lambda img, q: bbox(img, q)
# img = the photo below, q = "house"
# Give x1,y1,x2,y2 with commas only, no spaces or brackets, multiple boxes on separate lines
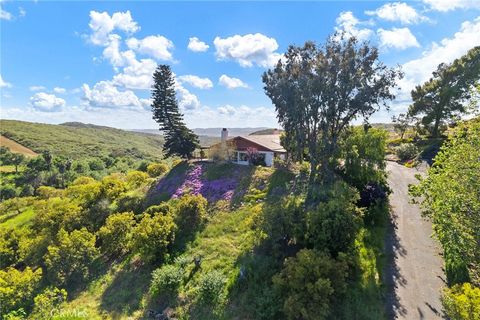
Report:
210,128,286,167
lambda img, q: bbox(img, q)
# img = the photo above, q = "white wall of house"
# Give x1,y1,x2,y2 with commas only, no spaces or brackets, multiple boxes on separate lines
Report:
232,150,275,166
264,152,274,167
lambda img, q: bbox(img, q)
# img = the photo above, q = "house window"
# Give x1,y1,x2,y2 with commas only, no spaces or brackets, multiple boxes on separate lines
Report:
239,152,248,162
231,151,239,161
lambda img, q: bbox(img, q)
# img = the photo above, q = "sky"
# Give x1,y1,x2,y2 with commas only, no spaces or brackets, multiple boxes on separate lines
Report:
1,0,479,129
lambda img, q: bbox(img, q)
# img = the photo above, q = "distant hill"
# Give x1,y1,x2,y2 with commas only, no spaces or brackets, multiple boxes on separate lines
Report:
249,128,283,135
0,120,164,161
133,127,270,137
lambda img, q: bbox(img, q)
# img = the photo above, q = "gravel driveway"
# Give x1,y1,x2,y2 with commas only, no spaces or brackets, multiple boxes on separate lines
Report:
385,161,445,319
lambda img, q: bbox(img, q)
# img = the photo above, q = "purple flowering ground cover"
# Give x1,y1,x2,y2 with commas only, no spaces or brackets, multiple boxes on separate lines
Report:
154,162,244,203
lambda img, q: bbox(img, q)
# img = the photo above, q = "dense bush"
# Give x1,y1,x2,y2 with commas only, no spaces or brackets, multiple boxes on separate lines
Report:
147,162,169,177
305,181,362,255
0,267,43,315
341,127,387,189
125,170,150,188
442,283,480,320
97,212,135,257
150,264,184,296
358,182,388,208
260,196,305,252
197,270,226,305
273,249,348,320
173,194,208,236
30,287,67,319
395,143,418,161
132,212,177,262
410,118,480,285
44,228,98,285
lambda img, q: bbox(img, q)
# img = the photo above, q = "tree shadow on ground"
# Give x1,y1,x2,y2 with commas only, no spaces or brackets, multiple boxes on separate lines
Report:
384,206,408,319
100,258,154,317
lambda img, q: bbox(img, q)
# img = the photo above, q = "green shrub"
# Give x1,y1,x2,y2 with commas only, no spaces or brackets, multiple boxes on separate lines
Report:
88,158,105,171
125,170,149,188
115,192,144,214
0,267,43,316
273,249,348,320
31,287,67,319
305,181,362,255
442,283,480,320
395,143,418,161
97,212,135,257
198,270,226,305
131,212,177,262
341,126,387,189
44,228,98,285
174,194,208,235
150,264,184,296
147,162,169,177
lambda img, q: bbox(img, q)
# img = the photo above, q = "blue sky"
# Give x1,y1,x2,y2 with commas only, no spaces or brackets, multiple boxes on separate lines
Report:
1,1,479,129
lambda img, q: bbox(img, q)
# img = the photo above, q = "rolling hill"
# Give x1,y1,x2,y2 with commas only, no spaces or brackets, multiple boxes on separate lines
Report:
0,120,165,161
0,135,38,157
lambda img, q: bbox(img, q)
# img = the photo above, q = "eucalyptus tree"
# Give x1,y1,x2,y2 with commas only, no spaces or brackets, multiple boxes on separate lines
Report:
263,34,401,203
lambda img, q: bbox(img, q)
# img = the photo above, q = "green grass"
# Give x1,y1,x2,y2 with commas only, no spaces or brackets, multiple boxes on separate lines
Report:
0,207,35,228
337,201,389,319
0,120,165,161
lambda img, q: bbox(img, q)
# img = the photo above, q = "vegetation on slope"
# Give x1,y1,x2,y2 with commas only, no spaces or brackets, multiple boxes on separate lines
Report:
0,136,38,157
0,120,164,161
411,117,480,319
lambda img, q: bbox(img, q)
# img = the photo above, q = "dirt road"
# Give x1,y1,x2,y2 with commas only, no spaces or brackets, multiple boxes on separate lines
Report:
385,161,445,319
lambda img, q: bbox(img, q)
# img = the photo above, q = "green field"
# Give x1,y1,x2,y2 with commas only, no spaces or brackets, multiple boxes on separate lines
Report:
0,120,165,161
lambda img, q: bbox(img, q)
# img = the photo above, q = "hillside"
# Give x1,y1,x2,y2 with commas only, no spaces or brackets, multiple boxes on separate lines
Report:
249,128,283,135
0,120,164,161
0,135,38,157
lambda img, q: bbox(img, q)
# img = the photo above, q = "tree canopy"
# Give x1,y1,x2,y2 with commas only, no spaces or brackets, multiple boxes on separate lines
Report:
408,46,480,137
262,34,401,202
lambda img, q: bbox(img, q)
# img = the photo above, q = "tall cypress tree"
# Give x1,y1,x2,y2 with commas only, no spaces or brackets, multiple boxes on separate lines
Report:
151,65,199,158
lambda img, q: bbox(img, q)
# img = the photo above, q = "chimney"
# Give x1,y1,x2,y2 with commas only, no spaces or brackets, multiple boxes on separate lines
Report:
221,128,228,143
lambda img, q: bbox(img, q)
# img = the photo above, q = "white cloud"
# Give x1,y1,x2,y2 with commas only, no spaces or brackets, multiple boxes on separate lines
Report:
29,85,46,91
113,57,157,90
214,33,282,68
0,75,12,88
423,0,480,12
188,37,209,52
218,74,248,89
335,11,373,42
88,10,139,46
19,7,25,17
366,2,429,24
0,5,12,20
176,84,200,111
126,35,174,61
184,104,277,128
82,80,148,110
102,34,129,67
378,27,420,49
30,92,66,112
178,75,213,89
53,87,66,94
